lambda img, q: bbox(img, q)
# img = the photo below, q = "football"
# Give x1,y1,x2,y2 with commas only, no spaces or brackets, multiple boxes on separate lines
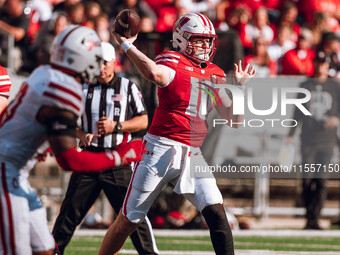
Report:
114,9,141,38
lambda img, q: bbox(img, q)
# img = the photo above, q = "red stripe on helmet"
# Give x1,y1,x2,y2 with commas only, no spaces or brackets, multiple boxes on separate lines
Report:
60,26,81,46
195,13,207,26
206,16,214,31
179,17,190,27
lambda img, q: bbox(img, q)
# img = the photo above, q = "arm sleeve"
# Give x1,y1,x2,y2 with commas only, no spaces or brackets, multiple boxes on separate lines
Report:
55,147,121,172
44,111,122,172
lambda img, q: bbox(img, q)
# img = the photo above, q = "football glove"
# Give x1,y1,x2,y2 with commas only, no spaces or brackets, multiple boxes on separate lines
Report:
114,132,146,165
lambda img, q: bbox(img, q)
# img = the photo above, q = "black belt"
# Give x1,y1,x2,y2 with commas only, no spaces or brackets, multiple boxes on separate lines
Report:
84,146,116,153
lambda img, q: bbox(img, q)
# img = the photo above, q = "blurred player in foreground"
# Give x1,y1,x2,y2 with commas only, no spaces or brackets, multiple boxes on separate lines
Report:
98,13,255,255
52,42,159,255
0,25,145,255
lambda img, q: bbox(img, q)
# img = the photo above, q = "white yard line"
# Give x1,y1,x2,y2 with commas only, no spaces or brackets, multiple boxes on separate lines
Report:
68,247,340,255
235,251,340,255
117,249,340,255
71,237,340,250
232,229,340,238
74,228,340,238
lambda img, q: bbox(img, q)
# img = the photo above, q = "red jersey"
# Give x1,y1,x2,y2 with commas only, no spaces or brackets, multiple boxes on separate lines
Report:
298,0,339,24
0,65,12,98
270,23,301,44
280,48,315,76
149,51,226,147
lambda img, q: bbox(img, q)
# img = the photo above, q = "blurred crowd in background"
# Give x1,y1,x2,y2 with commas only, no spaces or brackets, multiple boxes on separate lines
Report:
0,0,339,78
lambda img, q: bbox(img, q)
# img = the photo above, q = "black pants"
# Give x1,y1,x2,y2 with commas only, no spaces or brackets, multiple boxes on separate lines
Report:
301,142,333,223
52,166,158,255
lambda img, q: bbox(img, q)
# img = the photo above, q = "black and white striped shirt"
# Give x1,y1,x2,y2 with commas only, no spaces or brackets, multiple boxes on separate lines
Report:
82,75,147,148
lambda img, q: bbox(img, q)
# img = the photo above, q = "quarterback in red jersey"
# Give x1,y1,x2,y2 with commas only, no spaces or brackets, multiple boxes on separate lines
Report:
98,13,255,255
150,50,227,147
0,65,12,113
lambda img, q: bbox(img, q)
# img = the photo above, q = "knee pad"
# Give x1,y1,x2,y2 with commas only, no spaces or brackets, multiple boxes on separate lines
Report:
202,204,234,255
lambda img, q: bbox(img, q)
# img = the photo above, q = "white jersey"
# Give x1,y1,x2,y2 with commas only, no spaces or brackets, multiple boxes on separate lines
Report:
0,65,83,172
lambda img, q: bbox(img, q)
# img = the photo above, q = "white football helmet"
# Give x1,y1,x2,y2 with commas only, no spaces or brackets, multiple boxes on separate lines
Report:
50,25,103,84
172,13,217,63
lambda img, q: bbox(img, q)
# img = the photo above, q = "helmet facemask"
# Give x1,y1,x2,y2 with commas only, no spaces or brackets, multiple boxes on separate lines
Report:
185,34,217,63
79,54,104,84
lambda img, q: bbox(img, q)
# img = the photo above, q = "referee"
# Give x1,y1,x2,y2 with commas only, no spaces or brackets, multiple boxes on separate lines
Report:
52,42,159,255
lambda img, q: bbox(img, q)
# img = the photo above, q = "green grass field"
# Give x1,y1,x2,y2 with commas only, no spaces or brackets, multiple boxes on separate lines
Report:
64,235,340,254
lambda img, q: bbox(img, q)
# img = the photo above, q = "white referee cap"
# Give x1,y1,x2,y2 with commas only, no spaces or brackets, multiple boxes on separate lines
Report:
101,42,116,61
